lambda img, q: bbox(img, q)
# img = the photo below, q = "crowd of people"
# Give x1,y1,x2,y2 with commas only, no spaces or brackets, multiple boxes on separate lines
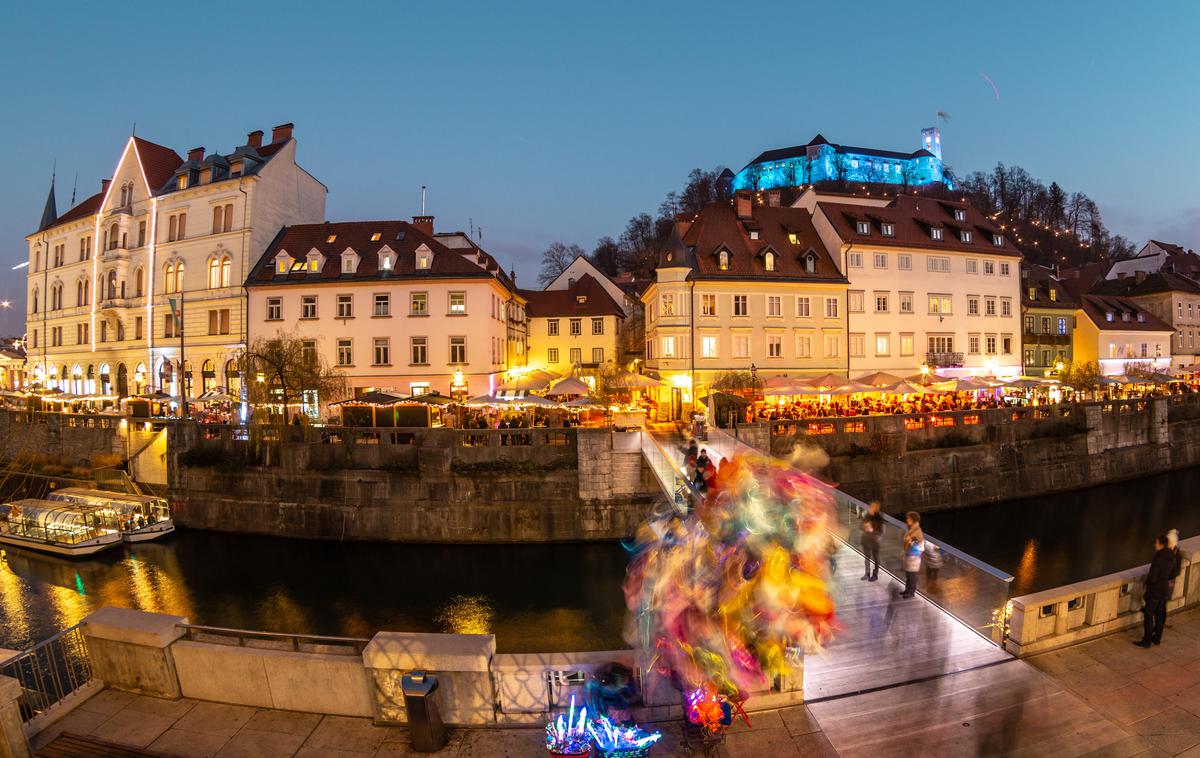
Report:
752,393,1010,422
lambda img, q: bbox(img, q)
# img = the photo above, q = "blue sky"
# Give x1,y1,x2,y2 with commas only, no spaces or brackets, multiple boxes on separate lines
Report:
2,0,1198,334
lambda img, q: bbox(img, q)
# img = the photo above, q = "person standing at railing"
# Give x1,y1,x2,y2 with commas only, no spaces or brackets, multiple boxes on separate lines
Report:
860,501,884,582
901,512,924,599
1135,534,1175,648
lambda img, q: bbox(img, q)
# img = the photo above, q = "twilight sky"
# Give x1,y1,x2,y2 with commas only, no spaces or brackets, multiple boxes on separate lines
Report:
1,1,1197,335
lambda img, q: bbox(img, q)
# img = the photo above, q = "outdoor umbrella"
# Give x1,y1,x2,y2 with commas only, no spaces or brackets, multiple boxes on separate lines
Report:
546,377,591,397
330,391,404,407
804,373,850,390
764,384,810,396
496,373,555,392
699,391,751,408
464,394,508,406
852,371,905,387
510,395,560,408
564,396,605,407
933,376,995,392
1097,375,1134,386
881,380,938,395
827,381,875,396
608,373,665,388
1003,378,1049,390
407,392,456,405
763,376,800,389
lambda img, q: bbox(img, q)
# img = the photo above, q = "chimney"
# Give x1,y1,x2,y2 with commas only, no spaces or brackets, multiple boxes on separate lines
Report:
271,123,294,143
411,215,434,236
510,269,516,285
1117,271,1127,279
735,190,754,219
187,146,205,162
1135,270,1147,283
766,189,781,207
247,130,264,149
101,179,111,197
675,213,694,238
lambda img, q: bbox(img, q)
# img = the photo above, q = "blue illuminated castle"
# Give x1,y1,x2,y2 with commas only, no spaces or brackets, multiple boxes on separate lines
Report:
732,127,951,191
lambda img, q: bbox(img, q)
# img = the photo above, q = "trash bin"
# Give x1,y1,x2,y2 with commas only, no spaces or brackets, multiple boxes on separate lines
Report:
401,670,447,752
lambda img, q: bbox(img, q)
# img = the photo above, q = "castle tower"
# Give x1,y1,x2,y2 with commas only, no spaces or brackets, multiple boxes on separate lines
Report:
921,127,942,160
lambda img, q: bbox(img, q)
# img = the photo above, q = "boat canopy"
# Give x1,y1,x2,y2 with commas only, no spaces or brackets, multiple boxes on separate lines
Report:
47,488,169,516
1,499,121,545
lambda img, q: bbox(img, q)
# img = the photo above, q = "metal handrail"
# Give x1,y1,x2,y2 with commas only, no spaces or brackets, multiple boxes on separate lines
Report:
639,430,704,506
0,622,92,723
177,623,370,654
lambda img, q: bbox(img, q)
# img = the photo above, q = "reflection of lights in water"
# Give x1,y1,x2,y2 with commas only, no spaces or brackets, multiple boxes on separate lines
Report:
437,595,494,635
46,582,92,631
74,572,85,596
258,591,311,633
1016,538,1038,589
0,559,32,643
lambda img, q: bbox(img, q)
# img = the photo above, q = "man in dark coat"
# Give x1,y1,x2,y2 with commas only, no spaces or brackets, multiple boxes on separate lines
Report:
1135,534,1176,648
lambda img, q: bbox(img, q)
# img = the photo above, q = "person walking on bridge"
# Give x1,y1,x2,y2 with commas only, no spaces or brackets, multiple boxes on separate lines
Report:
900,512,924,599
1135,534,1176,648
860,501,884,582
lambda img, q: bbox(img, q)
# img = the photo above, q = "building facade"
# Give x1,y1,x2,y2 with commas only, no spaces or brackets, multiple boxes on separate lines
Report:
1021,263,1076,376
523,274,624,376
246,218,527,402
1106,240,1200,281
733,128,950,192
802,191,1024,377
1090,271,1200,369
26,124,325,398
642,191,848,417
1073,295,1173,375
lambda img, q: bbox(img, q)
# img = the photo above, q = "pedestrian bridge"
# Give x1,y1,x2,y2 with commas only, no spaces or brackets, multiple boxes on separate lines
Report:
638,427,1015,700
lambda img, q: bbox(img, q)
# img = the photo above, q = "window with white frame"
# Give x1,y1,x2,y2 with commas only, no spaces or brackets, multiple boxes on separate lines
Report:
985,297,996,316
848,291,865,313
767,296,782,317
825,297,839,318
849,334,865,357
927,256,950,273
1002,335,1013,354
548,319,559,336
767,335,782,358
968,335,980,354
336,339,353,366
375,293,391,317
266,298,281,321
661,336,676,357
336,294,353,318
873,253,887,268
898,253,912,270
875,333,890,356
592,318,604,335
410,337,428,365
449,292,466,314
1001,298,1012,317
548,347,559,363
592,347,604,363
848,251,863,268
701,335,718,358
701,294,717,316
301,296,317,319
796,335,812,358
373,338,390,365
410,292,427,315
824,335,839,357
900,333,914,356
570,318,582,336
733,295,748,317
929,294,952,315
732,334,749,358
874,292,889,313
966,259,978,274
570,347,582,364
899,292,913,314
1000,262,1011,276
796,297,811,317
449,336,466,364
983,260,995,275
968,297,979,316
986,335,997,354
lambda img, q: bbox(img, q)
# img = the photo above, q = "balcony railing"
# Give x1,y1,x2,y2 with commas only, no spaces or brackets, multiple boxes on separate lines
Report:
925,351,964,367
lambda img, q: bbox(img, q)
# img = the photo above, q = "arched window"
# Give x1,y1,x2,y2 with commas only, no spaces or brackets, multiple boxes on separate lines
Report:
201,359,216,392
225,359,240,393
208,258,221,288
212,206,223,235
764,252,776,272
108,223,119,251
77,280,84,306
107,270,118,300
804,252,816,273
718,251,729,271
83,278,89,305
31,287,38,314
165,262,184,293
164,263,175,293
223,204,233,232
175,261,185,292
135,267,144,297
221,256,232,287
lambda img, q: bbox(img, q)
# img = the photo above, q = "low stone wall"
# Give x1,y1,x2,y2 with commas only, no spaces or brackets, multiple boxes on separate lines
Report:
1007,535,1200,656
62,608,799,732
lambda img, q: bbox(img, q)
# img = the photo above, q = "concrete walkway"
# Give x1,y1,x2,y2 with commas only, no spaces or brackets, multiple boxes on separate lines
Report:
32,603,1200,757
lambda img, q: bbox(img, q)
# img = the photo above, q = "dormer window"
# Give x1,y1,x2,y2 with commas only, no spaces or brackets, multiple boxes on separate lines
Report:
1049,290,1057,302
803,252,816,273
993,234,1004,247
1105,311,1114,322
177,175,188,191
881,223,895,237
749,230,759,240
378,245,397,271
576,295,587,304
1137,312,1146,323
230,160,243,177
274,252,293,275
960,230,973,243
764,251,776,272
1122,312,1131,322
718,250,730,271
856,221,870,235
788,233,798,244
931,227,944,241
305,250,324,273
415,244,433,270
954,209,966,222
341,249,359,274
1028,287,1036,300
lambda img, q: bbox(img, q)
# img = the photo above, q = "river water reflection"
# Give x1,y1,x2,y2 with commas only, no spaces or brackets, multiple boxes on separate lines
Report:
3,466,1199,652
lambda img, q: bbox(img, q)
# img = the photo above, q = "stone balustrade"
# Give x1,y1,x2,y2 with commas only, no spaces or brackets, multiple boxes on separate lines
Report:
1007,535,1200,656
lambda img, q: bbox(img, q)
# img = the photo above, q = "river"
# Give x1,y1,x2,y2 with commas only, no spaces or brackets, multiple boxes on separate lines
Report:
3,467,1198,653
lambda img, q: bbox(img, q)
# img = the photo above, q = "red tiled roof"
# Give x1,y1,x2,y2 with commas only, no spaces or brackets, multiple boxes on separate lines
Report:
818,195,1024,257
36,191,103,234
1021,263,1077,309
1078,295,1173,332
521,274,625,318
675,200,845,282
132,137,183,192
248,220,512,287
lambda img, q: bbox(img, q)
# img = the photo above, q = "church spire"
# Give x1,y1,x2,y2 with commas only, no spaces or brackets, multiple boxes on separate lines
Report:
39,169,58,231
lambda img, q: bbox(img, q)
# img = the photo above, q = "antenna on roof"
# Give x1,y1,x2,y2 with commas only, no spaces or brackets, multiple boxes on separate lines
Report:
70,172,77,206
131,122,137,136
420,185,427,215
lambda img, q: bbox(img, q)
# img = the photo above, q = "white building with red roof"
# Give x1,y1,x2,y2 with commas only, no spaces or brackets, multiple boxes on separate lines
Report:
26,123,326,399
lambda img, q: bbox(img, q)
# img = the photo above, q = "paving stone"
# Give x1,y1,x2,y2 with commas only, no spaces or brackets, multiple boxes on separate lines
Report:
216,727,309,758
721,726,801,757
77,688,138,716
87,707,175,749
173,701,257,740
1056,660,1136,698
147,726,232,758
1132,659,1200,698
456,728,545,757
29,707,111,750
789,730,839,757
302,715,392,754
1076,734,1164,758
778,704,821,737
1129,706,1200,754
1085,682,1170,725
123,694,199,720
245,708,323,737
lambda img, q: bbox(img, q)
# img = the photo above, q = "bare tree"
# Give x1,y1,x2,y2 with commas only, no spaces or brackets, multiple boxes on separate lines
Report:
537,242,585,287
589,236,621,277
238,332,348,425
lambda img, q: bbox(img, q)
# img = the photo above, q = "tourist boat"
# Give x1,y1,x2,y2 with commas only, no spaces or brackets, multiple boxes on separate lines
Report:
0,500,123,557
45,488,174,543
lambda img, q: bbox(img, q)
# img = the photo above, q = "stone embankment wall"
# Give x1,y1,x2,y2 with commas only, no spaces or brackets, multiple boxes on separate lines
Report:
764,395,1197,512
168,425,658,543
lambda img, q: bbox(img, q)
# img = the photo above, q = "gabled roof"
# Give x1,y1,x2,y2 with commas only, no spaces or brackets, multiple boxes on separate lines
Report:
1021,263,1077,309
1090,271,1200,297
817,195,1023,257
1149,240,1190,256
37,191,103,234
247,220,514,289
38,179,57,231
1078,295,1173,332
521,274,624,318
131,137,184,192
672,199,845,282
